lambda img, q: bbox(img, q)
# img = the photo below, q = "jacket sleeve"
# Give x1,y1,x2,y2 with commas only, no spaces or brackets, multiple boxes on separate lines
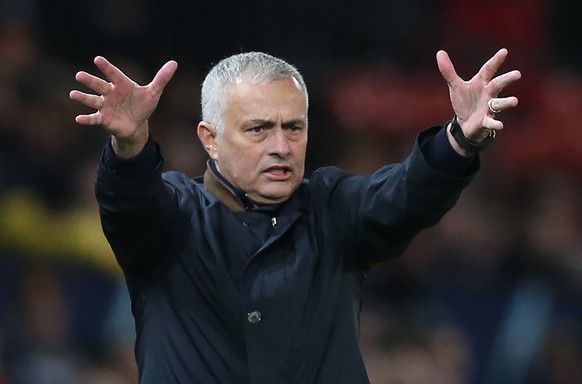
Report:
94,140,190,277
315,125,478,264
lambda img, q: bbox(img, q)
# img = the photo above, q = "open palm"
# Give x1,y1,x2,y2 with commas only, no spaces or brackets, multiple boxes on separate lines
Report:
70,56,178,154
437,48,521,141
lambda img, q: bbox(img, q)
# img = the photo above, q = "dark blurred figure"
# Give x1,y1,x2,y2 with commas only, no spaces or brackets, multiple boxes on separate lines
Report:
5,267,82,384
549,0,582,72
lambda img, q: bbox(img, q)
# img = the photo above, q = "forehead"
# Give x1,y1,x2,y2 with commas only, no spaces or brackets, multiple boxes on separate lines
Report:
224,79,307,120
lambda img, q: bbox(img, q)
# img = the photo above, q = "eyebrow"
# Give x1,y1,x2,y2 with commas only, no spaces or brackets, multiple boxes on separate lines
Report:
247,118,305,127
282,119,306,128
248,119,275,128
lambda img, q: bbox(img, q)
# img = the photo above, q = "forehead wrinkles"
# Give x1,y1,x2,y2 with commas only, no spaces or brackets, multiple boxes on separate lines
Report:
224,80,306,126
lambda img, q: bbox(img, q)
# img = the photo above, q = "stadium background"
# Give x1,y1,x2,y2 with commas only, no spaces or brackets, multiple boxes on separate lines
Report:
1,1,582,383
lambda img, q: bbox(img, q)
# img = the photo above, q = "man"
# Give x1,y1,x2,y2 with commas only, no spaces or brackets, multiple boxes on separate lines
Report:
70,49,520,383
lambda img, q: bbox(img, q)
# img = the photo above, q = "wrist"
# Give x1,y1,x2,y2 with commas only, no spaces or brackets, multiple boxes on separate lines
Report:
446,123,473,157
447,115,495,155
111,126,150,159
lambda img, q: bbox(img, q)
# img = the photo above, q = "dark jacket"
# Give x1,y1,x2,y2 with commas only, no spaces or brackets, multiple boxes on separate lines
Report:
95,126,477,384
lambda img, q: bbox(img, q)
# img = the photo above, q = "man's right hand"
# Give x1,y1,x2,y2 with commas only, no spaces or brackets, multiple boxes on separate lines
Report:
70,56,178,158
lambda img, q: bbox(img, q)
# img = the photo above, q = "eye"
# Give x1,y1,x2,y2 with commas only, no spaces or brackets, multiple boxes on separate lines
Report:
247,126,265,134
285,125,303,133
245,125,269,139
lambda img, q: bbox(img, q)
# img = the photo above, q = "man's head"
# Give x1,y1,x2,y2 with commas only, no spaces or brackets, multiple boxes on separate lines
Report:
197,52,309,206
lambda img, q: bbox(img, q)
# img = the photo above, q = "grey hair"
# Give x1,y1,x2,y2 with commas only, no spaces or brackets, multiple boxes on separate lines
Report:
200,52,308,134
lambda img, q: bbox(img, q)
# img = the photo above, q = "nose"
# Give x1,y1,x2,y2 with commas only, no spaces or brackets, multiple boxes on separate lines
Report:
269,128,291,158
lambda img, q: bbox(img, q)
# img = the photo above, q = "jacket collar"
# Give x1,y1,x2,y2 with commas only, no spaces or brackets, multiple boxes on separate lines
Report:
203,160,249,212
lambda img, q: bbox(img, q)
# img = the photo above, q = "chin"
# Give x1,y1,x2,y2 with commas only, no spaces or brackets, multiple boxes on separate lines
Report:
255,187,296,204
261,193,293,204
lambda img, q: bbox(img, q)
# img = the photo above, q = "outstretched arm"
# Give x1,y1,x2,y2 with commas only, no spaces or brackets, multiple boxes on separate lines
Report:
69,56,178,158
437,48,521,156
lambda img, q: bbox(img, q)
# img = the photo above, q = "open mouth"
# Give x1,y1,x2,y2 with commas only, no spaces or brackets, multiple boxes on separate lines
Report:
264,165,292,179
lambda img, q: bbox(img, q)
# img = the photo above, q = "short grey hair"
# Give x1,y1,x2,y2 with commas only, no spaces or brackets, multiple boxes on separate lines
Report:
200,52,308,134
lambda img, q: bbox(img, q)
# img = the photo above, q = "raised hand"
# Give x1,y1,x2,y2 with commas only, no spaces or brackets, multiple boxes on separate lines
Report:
437,48,521,144
70,56,178,158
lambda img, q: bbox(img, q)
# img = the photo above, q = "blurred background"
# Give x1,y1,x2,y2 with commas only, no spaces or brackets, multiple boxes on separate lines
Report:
1,0,582,383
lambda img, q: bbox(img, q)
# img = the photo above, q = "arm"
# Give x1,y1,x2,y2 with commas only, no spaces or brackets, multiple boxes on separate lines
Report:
331,49,521,263
70,57,181,275
326,126,476,264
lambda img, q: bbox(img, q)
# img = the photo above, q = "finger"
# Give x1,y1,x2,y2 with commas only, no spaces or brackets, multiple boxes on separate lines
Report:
436,50,461,87
75,111,103,126
69,90,105,109
94,56,132,85
148,60,179,97
478,48,508,82
489,96,519,114
69,89,86,102
482,115,504,131
489,70,522,94
75,71,112,95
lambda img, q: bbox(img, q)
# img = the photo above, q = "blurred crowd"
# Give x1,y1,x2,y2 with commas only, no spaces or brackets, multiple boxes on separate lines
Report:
1,1,582,383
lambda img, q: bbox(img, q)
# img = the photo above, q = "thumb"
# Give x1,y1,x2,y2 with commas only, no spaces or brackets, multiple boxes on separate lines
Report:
149,60,179,96
436,50,459,87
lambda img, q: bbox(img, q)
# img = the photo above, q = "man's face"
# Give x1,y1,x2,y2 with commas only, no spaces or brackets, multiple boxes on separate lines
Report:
212,78,308,205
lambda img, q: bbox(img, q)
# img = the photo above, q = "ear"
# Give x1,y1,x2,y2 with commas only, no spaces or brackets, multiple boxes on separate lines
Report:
197,121,218,160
